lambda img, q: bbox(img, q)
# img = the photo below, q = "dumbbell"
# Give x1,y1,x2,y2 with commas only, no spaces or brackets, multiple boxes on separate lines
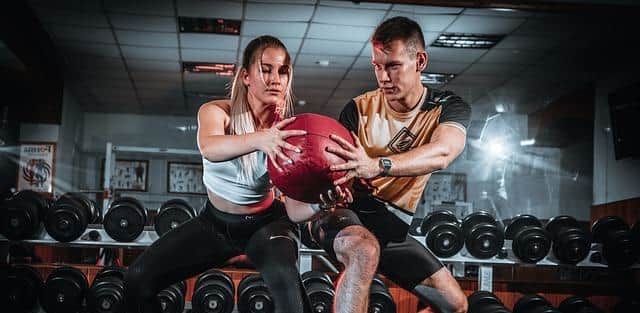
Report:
157,281,186,313
514,294,561,313
86,266,126,313
462,211,505,259
238,274,274,313
41,266,89,313
591,216,637,268
505,214,551,263
467,290,510,313
0,190,48,240
104,197,147,242
559,296,604,313
420,210,464,258
44,193,101,242
545,215,591,264
368,276,396,313
302,271,335,313
154,199,197,237
2,264,43,313
192,270,235,313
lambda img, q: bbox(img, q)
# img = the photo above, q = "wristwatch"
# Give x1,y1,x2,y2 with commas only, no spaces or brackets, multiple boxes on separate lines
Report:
378,157,392,177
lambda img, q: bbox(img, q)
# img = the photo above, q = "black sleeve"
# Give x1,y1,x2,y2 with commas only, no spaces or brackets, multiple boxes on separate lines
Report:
338,100,359,133
438,93,471,129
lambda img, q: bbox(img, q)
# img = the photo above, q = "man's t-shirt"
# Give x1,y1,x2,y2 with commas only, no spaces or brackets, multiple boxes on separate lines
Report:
339,87,471,213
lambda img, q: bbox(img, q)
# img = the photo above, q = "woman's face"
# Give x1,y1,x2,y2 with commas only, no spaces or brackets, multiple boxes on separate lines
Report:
243,47,290,111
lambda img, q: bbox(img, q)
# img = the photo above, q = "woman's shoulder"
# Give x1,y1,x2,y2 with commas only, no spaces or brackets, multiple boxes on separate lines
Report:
199,99,231,116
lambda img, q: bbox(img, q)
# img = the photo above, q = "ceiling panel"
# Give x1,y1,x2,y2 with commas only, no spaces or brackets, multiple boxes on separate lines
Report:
513,17,580,36
337,79,377,90
313,7,386,27
134,80,182,90
344,69,376,81
115,30,178,47
58,41,122,58
240,37,302,53
48,25,115,44
494,34,565,50
300,39,363,56
177,0,242,19
245,3,314,21
426,61,469,74
242,21,308,38
391,4,463,14
183,72,231,94
69,56,126,71
307,23,374,42
445,15,525,34
293,78,339,89
75,69,130,80
181,48,237,63
127,59,181,72
294,66,347,79
319,0,390,10
137,88,183,99
386,12,457,32
352,56,373,69
461,8,534,18
31,8,109,28
476,48,545,65
105,0,175,16
427,47,487,63
295,54,356,69
121,46,179,61
109,14,177,32
463,63,524,76
28,0,102,12
180,33,239,50
90,86,137,98
130,71,181,82
84,79,133,89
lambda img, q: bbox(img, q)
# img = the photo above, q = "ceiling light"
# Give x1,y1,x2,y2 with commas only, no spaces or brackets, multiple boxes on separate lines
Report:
520,139,536,146
297,100,306,107
432,33,505,49
420,72,455,85
495,103,505,113
179,17,241,35
315,60,330,67
183,62,236,77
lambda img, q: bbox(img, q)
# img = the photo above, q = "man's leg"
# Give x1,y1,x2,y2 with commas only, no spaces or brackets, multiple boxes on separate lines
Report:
312,209,380,313
379,236,467,313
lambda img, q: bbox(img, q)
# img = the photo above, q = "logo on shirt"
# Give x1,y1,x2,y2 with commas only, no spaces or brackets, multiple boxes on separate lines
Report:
387,127,416,153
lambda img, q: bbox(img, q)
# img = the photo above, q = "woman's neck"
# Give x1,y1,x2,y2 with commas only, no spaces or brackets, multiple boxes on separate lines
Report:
247,93,279,129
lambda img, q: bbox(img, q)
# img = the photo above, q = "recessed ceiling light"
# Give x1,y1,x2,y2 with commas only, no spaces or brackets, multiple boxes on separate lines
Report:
420,72,455,85
183,62,236,77
179,17,241,35
432,33,505,49
315,60,330,67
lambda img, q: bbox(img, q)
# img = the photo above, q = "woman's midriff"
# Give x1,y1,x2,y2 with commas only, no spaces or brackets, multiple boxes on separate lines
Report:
206,189,275,215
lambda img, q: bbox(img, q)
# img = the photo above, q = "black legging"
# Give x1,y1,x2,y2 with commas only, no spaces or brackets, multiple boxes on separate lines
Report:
123,200,311,313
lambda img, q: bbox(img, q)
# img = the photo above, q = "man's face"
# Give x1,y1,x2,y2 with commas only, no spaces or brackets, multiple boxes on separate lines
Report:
371,39,425,104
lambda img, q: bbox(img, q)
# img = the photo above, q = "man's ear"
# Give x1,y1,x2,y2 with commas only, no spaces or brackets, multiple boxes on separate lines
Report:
416,51,428,72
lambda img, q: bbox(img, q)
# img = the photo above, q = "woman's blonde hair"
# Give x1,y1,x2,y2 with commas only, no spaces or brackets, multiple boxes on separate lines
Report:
229,35,294,182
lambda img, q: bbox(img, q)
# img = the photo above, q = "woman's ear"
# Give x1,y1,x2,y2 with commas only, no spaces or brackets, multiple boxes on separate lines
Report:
241,67,250,86
416,51,428,72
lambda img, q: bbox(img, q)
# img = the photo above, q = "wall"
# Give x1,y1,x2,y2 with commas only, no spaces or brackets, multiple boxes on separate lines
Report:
593,73,640,205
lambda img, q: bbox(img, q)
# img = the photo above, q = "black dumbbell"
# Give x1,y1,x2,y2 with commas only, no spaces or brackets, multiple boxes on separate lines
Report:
514,294,561,313
2,264,43,313
192,270,235,313
1,190,48,240
238,274,274,313
505,214,551,263
302,271,335,313
559,296,604,313
104,197,147,242
545,216,591,264
368,276,396,313
591,216,637,268
41,266,88,313
154,199,197,237
44,193,101,242
421,210,464,258
462,211,505,259
86,266,126,313
157,281,186,313
467,290,510,313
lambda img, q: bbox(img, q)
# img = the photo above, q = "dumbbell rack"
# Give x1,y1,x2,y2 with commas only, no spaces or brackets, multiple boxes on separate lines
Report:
4,226,638,292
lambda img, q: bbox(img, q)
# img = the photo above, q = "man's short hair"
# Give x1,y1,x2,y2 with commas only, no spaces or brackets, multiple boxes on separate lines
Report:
371,16,425,58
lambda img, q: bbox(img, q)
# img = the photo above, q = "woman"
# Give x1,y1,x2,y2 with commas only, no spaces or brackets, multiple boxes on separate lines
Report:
124,35,348,313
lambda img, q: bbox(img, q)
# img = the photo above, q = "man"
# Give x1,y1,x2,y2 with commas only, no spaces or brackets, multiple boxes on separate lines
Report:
310,16,470,313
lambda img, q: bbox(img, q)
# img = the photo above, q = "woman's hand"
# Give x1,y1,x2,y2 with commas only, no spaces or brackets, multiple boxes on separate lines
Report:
256,116,306,171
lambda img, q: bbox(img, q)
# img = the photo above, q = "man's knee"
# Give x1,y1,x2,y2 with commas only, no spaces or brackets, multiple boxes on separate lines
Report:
333,225,380,267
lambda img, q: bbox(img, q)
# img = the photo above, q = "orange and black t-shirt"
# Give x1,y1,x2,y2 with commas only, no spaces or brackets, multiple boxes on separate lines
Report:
339,87,471,214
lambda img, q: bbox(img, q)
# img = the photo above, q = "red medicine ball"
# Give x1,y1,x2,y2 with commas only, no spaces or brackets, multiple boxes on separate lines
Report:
267,113,354,203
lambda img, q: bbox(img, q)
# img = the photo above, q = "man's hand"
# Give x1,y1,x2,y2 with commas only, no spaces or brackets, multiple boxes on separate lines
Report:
327,132,381,185
318,185,353,211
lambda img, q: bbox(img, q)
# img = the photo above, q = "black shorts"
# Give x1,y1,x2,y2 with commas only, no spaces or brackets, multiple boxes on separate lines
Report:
309,196,444,290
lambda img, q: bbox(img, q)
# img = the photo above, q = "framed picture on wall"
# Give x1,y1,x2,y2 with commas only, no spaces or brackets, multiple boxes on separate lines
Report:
167,162,206,195
17,142,56,194
109,159,149,192
423,172,467,203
